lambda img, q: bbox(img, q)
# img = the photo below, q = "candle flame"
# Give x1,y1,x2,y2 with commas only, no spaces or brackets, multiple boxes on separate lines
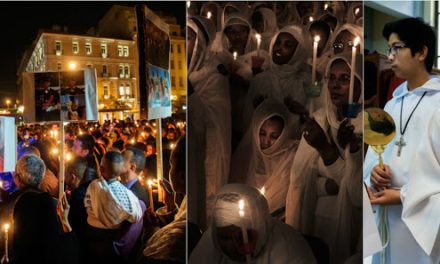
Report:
187,0,190,8
207,11,212,19
260,187,265,195
141,132,146,138
353,36,360,47
309,16,314,22
314,35,321,43
147,180,154,187
170,143,175,149
0,181,3,189
355,7,360,15
233,51,238,60
4,223,9,232
255,33,261,42
239,199,245,210
52,148,59,155
66,152,72,161
324,3,328,10
130,138,136,144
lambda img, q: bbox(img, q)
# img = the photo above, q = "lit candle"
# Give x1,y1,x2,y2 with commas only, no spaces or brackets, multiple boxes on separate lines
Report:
324,3,328,10
170,143,175,150
312,35,320,85
349,36,360,104
147,180,155,214
0,180,3,189
130,138,136,144
207,11,212,19
187,0,190,8
238,199,251,264
141,132,146,138
255,33,261,57
355,7,360,15
52,148,59,155
66,152,72,162
3,223,9,261
260,186,265,196
309,16,314,22
233,51,237,61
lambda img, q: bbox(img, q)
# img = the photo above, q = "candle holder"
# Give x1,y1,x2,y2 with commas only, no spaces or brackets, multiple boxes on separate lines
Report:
344,103,362,118
304,80,323,98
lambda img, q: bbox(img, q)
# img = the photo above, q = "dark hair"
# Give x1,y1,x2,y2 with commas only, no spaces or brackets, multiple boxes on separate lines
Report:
170,135,186,174
124,147,146,173
383,17,436,72
309,20,330,40
267,115,285,130
66,156,88,182
76,134,95,153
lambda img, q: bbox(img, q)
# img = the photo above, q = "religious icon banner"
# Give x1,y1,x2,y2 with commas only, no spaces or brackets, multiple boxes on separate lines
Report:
22,68,98,123
0,116,16,173
142,5,172,120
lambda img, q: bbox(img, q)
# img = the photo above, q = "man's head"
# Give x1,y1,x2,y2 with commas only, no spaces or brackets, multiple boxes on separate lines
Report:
169,135,186,194
122,147,146,181
73,134,95,158
383,18,436,75
15,154,46,189
65,156,88,189
100,151,124,180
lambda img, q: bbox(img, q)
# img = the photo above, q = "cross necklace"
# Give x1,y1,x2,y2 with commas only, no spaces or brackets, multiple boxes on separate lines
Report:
396,91,427,156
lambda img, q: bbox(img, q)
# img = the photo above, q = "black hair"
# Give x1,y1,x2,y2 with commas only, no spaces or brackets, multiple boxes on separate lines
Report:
310,20,330,40
76,134,96,153
170,135,186,173
267,115,285,130
124,147,146,173
383,17,436,72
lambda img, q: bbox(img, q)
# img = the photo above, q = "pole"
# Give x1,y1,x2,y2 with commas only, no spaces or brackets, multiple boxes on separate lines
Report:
155,118,164,202
58,121,65,200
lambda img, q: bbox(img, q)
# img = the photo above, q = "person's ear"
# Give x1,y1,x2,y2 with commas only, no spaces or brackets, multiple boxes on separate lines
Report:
417,46,428,62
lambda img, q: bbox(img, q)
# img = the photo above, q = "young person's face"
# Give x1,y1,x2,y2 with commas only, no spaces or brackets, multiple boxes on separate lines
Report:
387,33,424,79
259,118,283,150
225,25,249,54
272,33,298,65
327,60,361,107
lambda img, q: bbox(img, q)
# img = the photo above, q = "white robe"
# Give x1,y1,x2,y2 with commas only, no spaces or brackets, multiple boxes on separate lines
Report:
363,77,440,264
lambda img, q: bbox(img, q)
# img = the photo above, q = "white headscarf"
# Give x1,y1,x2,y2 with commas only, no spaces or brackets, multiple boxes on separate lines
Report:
346,2,363,26
190,184,316,264
221,2,251,30
330,23,363,57
200,2,223,32
252,7,278,52
188,16,216,74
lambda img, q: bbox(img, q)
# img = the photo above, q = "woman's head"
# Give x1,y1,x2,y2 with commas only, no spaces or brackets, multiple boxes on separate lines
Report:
272,32,298,65
259,115,284,150
327,58,361,107
309,20,330,56
224,24,250,54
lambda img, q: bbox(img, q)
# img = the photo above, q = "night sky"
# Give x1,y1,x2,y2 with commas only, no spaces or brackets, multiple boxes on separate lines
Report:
0,1,186,104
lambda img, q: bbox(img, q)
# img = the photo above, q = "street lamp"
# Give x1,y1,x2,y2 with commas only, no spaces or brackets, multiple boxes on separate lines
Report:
68,62,77,70
5,99,10,109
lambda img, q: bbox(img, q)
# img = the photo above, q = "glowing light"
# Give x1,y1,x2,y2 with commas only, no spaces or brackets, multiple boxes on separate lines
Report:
314,35,321,43
170,143,175,150
66,152,72,161
141,132,146,138
233,51,237,60
260,187,265,195
68,62,77,70
130,138,136,144
52,148,59,155
324,3,328,10
187,0,190,8
353,36,360,47
147,179,154,187
3,223,9,232
309,16,314,22
207,11,212,19
355,7,360,15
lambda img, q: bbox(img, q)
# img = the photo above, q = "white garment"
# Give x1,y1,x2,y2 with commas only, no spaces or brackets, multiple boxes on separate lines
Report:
252,7,278,52
84,178,143,229
188,18,231,230
230,99,299,214
189,184,316,264
364,76,440,263
244,25,311,134
286,54,363,264
200,2,222,32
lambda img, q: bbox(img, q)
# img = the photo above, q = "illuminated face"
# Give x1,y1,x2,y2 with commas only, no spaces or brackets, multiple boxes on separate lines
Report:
333,30,359,55
72,139,88,158
272,33,298,65
387,33,419,79
259,117,284,150
327,59,361,107
224,25,249,54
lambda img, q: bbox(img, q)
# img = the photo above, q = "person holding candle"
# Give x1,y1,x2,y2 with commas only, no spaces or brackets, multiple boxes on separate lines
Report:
0,155,78,264
244,25,311,137
251,7,278,52
230,98,299,219
200,2,222,32
285,53,363,263
331,23,362,56
189,184,315,264
364,17,440,264
307,20,332,79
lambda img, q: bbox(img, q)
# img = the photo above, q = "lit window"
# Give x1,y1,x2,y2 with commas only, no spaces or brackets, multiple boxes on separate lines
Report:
123,46,129,57
55,41,62,55
124,65,130,78
101,44,108,58
103,85,109,99
119,65,124,78
72,41,79,54
125,85,131,97
85,43,92,55
119,85,125,96
118,45,123,57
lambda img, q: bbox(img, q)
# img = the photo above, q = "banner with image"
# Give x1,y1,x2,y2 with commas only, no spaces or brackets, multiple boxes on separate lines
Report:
22,68,98,123
0,117,16,172
142,5,172,120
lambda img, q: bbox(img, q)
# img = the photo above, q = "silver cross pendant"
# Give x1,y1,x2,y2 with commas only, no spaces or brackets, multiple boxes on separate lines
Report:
395,136,406,157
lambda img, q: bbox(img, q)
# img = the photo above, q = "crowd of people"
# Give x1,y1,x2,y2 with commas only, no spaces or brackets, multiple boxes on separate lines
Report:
188,1,362,263
0,117,187,264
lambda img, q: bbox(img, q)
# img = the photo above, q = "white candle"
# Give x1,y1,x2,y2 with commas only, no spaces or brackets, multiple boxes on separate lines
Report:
187,0,190,8
312,35,320,85
148,180,154,214
207,11,212,19
0,180,3,189
3,223,9,261
233,51,237,61
260,186,265,196
349,36,360,104
255,33,261,57
238,199,251,264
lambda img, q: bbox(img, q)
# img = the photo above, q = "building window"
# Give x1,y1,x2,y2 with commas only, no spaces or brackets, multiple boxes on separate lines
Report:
101,44,108,58
124,65,130,78
170,45,173,53
118,45,123,57
102,65,108,76
171,76,175,87
103,85,109,99
177,45,181,54
179,77,183,87
55,41,62,55
57,63,62,71
119,85,125,97
125,84,131,98
123,46,129,57
178,61,182,70
72,41,79,54
171,60,174,69
119,65,124,78
85,42,92,55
